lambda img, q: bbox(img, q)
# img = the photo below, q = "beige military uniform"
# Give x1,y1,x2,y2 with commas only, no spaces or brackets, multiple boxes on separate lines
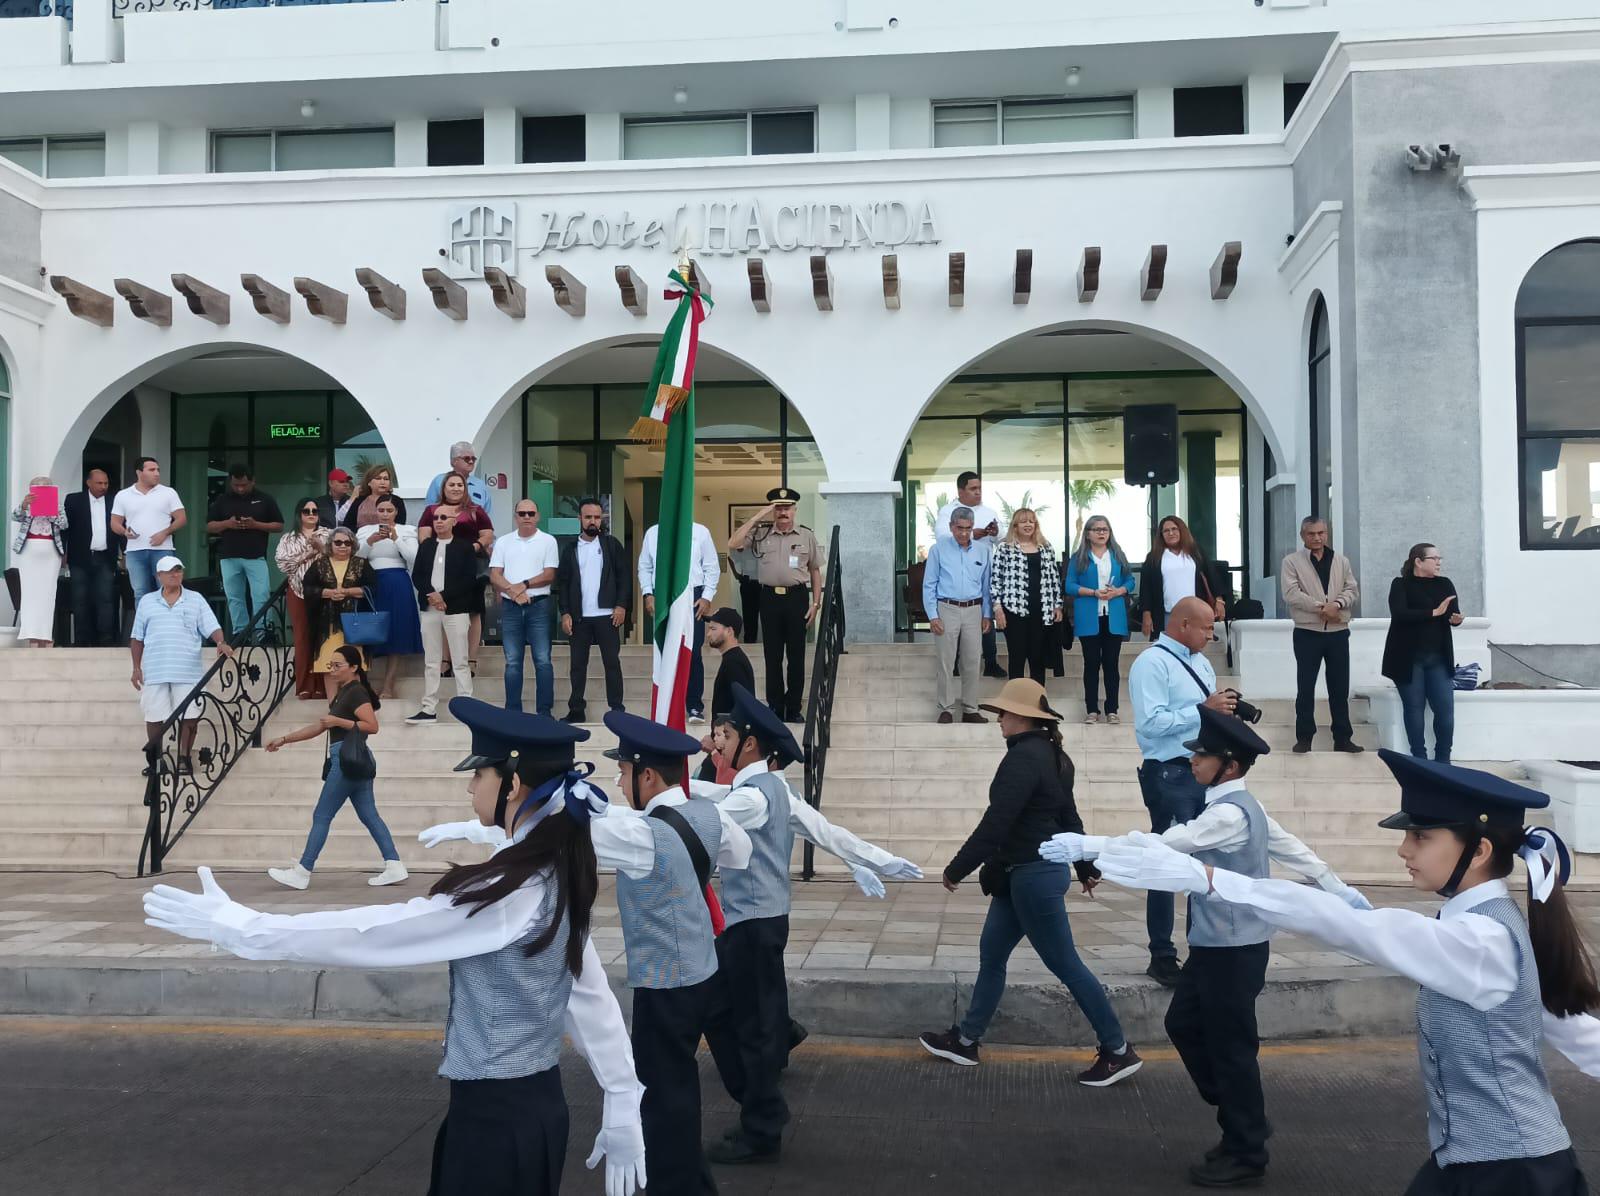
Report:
751,524,818,592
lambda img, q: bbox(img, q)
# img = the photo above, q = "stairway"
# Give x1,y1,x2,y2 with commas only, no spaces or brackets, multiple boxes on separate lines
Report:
0,638,1448,883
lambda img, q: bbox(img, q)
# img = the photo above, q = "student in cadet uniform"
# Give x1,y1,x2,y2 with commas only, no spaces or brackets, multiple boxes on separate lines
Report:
143,699,648,1196
696,684,925,1165
727,488,820,724
1096,749,1600,1196
1044,706,1372,1188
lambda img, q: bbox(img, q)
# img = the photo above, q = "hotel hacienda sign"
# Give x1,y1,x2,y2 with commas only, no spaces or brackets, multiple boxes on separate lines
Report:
443,199,940,278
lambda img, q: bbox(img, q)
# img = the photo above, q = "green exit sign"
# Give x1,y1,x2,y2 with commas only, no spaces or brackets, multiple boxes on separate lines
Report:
269,422,322,441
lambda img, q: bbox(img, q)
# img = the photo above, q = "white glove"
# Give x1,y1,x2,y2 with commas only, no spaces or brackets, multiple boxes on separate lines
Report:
880,857,924,880
1321,875,1375,911
1097,837,1211,896
1039,833,1107,864
142,866,237,944
417,820,507,850
851,865,887,899
585,1091,646,1196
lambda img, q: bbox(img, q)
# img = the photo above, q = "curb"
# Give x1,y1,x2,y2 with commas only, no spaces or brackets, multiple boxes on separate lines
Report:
0,957,1420,1044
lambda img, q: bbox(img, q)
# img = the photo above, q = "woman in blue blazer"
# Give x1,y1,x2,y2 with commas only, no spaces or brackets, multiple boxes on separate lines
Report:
1063,516,1137,724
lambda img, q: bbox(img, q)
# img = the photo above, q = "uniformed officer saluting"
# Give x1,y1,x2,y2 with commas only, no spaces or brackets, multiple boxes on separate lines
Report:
727,487,820,724
589,710,755,1196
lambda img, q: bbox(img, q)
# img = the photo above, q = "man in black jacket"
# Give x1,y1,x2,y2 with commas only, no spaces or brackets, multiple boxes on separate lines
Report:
557,498,630,723
406,510,478,724
64,468,124,645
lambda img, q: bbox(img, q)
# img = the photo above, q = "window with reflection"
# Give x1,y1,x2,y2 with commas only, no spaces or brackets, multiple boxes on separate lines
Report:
1516,240,1600,547
1308,297,1332,519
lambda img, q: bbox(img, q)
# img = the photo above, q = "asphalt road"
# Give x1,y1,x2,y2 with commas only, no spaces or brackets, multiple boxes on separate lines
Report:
1,1018,1595,1195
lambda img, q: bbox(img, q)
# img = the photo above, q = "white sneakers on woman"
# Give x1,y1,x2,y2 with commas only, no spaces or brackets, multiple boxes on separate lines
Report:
268,862,311,890
369,860,409,886
1084,713,1100,725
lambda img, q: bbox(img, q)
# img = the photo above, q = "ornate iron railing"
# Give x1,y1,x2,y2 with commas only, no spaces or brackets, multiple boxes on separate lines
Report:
111,0,394,13
0,1,68,19
800,525,844,882
138,581,294,876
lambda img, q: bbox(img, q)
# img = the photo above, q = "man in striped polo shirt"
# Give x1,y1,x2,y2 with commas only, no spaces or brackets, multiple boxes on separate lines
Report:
129,555,233,777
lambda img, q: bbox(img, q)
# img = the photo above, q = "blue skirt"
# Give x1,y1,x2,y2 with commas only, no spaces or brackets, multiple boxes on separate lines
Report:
369,567,424,656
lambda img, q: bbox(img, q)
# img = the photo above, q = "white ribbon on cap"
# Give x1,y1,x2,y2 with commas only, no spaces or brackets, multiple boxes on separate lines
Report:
1518,825,1572,904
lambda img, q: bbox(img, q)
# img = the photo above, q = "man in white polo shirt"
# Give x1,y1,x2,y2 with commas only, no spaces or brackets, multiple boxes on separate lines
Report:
112,456,187,606
488,498,561,715
129,556,234,777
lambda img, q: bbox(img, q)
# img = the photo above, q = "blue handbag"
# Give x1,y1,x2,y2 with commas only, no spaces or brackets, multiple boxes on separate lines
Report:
340,587,390,646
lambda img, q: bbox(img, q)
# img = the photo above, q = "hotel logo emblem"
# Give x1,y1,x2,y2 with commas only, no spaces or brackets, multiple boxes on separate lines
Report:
447,204,516,278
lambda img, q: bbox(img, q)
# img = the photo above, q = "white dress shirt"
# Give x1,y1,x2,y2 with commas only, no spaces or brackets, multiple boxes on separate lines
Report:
576,535,607,618
355,524,418,571
88,492,107,552
1202,871,1600,1076
689,761,896,870
1093,548,1113,616
490,529,561,595
1161,549,1198,611
638,523,721,596
588,790,753,880
935,499,1002,540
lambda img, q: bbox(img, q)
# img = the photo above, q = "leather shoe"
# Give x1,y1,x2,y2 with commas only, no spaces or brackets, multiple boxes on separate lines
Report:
1145,956,1183,987
982,663,1009,679
706,1133,780,1166
1188,1155,1266,1187
937,712,954,724
1292,740,1312,754
961,712,989,724
1333,739,1365,753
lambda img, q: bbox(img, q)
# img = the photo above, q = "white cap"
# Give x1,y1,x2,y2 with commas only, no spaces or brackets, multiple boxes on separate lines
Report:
155,555,184,572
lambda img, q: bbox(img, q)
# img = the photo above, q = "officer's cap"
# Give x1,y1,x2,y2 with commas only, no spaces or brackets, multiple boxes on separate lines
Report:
1182,706,1271,763
766,487,801,506
1376,749,1549,831
449,698,588,773
602,710,703,770
728,684,803,766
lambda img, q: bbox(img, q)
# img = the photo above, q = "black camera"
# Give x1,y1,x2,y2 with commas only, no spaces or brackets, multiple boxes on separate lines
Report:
1225,690,1263,725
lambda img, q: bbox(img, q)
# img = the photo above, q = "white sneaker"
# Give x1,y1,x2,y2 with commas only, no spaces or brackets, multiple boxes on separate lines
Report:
1084,713,1100,725
268,862,311,890
369,860,409,887
687,712,706,725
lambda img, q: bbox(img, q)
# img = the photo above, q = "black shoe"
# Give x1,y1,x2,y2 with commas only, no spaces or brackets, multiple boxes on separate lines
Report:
783,712,804,725
1333,739,1365,754
405,711,437,725
1188,1156,1266,1187
705,1133,780,1166
1205,1141,1227,1164
918,1025,979,1067
562,711,586,724
982,663,1008,679
1078,1043,1143,1087
177,756,194,777
1292,740,1312,754
789,1019,809,1052
1146,957,1183,987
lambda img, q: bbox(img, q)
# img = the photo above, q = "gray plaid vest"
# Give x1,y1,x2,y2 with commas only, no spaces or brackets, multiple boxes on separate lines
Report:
615,798,723,989
1187,789,1273,948
719,771,794,926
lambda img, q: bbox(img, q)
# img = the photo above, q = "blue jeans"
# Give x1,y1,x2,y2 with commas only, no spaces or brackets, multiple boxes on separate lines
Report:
1396,652,1455,763
219,557,270,641
501,594,553,715
298,749,399,870
126,549,164,605
959,861,1126,1050
1138,757,1207,961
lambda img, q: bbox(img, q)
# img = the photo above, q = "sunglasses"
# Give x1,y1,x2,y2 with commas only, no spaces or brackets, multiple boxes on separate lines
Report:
432,515,455,522
457,456,477,463
515,510,539,518
300,508,318,516
332,537,354,547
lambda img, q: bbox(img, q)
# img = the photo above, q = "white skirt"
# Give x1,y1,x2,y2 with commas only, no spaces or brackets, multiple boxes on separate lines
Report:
17,538,62,642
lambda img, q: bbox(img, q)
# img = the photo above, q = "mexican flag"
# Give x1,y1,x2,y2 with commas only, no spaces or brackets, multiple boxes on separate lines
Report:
633,268,712,730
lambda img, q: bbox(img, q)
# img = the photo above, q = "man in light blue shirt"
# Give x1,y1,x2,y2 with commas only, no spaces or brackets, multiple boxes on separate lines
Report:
424,440,493,517
1126,595,1238,985
922,506,992,724
129,555,233,778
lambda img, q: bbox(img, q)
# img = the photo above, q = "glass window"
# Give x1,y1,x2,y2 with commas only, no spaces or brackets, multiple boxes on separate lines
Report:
44,137,105,179
428,118,484,167
252,393,328,446
1067,415,1152,562
751,111,814,155
1174,86,1246,137
1069,374,1238,414
1516,240,1600,319
981,416,1067,551
1002,98,1134,145
331,392,377,447
783,398,811,437
1309,297,1333,518
1521,324,1600,432
600,384,650,439
275,128,394,171
1523,439,1600,545
526,387,595,442
903,419,978,560
174,395,249,450
0,139,45,176
623,116,746,160
213,133,272,174
1180,412,1244,579
932,104,999,148
523,115,586,164
525,445,594,537
784,440,832,556
695,386,781,439
0,352,9,394
172,450,228,580
926,379,1064,418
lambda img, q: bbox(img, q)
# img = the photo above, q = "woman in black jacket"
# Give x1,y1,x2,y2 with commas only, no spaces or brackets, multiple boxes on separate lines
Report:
406,512,481,722
1380,542,1462,763
1139,515,1227,640
918,679,1143,1086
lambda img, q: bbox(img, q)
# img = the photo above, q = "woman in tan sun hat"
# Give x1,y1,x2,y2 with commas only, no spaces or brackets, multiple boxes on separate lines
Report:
918,678,1144,1087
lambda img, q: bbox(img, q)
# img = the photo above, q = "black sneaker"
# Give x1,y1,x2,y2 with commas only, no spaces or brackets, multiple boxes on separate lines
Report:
705,1132,780,1166
918,1025,979,1067
1146,956,1183,987
1333,739,1365,754
1292,740,1312,754
1188,1156,1266,1187
1078,1043,1144,1087
982,663,1009,679
405,710,436,725
562,711,586,724
788,1019,809,1052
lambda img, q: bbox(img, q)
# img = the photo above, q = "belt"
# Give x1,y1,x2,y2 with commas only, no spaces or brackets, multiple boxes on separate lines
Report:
26,534,54,541
939,598,982,609
762,584,806,596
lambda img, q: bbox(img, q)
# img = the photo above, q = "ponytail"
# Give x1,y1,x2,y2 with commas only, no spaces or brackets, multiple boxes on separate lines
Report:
1480,826,1600,1017
1039,719,1076,794
334,644,379,711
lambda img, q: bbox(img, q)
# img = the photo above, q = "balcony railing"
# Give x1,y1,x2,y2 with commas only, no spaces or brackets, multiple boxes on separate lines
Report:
0,1,69,18
110,0,394,11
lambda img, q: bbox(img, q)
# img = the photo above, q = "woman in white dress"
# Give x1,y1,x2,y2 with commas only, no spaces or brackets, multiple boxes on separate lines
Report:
10,475,68,646
356,494,422,699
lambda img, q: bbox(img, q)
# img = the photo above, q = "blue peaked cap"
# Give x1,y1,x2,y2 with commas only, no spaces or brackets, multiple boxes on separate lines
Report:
449,697,588,772
1376,749,1549,831
729,684,803,766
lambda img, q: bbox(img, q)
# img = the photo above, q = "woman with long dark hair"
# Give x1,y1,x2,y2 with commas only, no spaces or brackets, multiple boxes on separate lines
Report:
275,497,330,700
1139,514,1225,639
356,493,423,700
918,678,1144,1087
1064,514,1137,723
342,463,406,532
143,698,648,1196
1098,751,1599,1195
264,644,405,890
1381,542,1462,763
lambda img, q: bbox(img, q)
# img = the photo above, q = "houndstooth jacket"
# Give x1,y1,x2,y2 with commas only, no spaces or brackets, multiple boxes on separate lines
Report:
990,541,1063,618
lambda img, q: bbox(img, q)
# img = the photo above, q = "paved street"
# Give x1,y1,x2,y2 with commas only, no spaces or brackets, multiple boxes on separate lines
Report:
2,1017,1596,1195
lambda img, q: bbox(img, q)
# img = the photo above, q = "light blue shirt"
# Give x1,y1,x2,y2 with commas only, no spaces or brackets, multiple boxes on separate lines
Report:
1128,633,1216,762
131,588,221,685
425,471,493,517
922,535,992,618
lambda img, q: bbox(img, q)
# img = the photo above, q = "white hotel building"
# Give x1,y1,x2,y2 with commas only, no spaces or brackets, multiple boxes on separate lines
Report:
2,0,1599,677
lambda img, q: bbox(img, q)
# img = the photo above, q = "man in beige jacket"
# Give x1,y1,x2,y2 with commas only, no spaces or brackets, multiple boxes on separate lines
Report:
1279,517,1362,754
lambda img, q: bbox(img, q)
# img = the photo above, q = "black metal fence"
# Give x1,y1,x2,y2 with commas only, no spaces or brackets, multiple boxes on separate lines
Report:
137,581,294,876
800,525,845,881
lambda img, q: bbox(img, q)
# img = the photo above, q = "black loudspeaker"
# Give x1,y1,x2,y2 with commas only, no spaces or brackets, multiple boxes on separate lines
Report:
1123,404,1179,486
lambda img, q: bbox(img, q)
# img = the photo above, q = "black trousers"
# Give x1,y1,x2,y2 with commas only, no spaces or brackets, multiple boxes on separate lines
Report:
1164,941,1272,1168
1292,627,1353,743
982,624,1001,669
1002,611,1049,683
1079,617,1125,715
738,574,762,644
566,614,624,716
704,914,791,1150
759,587,808,720
633,980,720,1195
70,551,119,646
427,1067,568,1196
1403,1149,1589,1196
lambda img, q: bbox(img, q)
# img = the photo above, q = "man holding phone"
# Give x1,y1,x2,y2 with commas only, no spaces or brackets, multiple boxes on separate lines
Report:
205,463,283,642
112,457,186,605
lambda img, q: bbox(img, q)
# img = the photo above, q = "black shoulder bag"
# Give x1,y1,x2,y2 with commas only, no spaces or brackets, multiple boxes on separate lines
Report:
1156,643,1212,698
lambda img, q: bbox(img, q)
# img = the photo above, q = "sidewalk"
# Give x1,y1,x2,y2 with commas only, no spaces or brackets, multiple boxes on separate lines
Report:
4,869,1596,1044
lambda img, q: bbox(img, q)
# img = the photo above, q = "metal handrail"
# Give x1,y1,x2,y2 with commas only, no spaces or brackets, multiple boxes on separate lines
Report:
800,525,844,882
137,580,295,876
